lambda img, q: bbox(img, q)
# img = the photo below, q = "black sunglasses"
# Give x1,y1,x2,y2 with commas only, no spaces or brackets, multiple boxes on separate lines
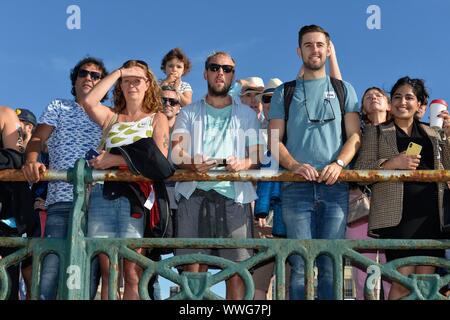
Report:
162,97,180,106
78,69,102,81
301,78,336,123
206,63,234,73
262,95,272,104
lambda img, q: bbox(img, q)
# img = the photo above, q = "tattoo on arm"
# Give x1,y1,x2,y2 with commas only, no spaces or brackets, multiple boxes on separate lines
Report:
163,133,169,149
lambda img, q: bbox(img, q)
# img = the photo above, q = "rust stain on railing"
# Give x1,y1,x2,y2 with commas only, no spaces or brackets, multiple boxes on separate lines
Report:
2,169,450,182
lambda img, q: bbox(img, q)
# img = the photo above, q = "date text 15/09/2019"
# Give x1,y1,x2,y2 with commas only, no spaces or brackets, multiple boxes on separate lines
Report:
179,304,272,318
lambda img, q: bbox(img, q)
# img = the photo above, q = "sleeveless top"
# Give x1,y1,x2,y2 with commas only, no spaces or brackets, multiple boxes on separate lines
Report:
105,114,155,150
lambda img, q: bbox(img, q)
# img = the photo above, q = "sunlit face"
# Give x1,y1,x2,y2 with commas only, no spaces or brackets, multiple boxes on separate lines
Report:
362,89,391,116
165,58,185,78
390,84,421,120
74,63,102,98
297,32,331,71
241,91,262,114
120,66,149,102
161,90,181,119
204,54,235,97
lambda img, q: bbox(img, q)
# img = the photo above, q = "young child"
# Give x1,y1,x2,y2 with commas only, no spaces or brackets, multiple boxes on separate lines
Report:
160,48,193,107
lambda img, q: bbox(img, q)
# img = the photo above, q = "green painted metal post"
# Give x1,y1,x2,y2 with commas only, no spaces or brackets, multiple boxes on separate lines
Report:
60,159,90,300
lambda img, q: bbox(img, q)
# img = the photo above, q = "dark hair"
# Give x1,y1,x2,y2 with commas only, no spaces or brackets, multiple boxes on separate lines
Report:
390,76,429,105
160,48,192,76
70,56,109,101
204,51,236,70
298,25,330,47
361,87,391,124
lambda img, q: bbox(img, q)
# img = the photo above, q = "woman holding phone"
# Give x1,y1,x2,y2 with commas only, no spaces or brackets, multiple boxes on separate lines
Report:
355,76,450,299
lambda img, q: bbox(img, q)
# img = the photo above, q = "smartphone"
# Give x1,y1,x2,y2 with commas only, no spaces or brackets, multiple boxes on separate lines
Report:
405,142,422,156
85,148,100,161
210,158,227,167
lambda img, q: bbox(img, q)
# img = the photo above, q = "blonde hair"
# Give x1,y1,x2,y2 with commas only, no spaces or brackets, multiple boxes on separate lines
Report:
113,60,163,114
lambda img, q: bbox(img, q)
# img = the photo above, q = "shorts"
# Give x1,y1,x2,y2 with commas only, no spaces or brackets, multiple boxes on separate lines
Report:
175,190,253,262
87,184,144,238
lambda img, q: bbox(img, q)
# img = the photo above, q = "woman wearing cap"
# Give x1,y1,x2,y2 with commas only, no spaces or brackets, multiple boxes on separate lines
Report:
355,77,450,300
81,60,170,300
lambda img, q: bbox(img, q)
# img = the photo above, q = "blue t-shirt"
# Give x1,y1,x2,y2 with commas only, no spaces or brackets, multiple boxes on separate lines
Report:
268,76,359,169
39,99,102,206
197,103,235,199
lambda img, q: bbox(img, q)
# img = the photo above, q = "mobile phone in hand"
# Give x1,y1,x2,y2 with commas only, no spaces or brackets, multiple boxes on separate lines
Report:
405,142,422,156
85,148,100,161
210,158,227,167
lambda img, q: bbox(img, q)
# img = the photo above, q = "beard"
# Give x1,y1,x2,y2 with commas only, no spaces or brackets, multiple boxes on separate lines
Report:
302,59,326,71
302,53,326,72
207,81,232,97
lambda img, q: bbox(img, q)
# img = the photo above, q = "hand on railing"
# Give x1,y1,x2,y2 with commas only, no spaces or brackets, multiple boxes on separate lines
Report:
22,161,46,183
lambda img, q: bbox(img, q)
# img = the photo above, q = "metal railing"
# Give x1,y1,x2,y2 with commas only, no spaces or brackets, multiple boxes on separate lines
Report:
0,159,449,300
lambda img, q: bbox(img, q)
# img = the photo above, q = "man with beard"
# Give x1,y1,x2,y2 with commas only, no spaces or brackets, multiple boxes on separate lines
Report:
22,57,108,299
268,25,360,300
171,51,261,300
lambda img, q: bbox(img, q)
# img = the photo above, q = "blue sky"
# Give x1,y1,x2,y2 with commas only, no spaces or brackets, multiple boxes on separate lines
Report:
1,0,450,298
1,0,450,122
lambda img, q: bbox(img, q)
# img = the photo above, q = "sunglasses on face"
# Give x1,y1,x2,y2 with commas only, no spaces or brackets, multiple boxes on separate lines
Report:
78,69,102,81
122,77,148,87
261,95,272,104
206,63,234,73
162,97,180,106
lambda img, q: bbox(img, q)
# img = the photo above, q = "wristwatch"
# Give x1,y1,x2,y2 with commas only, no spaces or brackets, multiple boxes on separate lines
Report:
335,159,345,168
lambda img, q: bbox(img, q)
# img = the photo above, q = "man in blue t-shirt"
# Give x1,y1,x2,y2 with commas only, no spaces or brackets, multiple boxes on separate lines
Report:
268,25,361,300
22,57,108,300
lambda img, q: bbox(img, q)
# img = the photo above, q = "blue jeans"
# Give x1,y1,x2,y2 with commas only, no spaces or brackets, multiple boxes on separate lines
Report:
282,182,348,300
39,201,72,300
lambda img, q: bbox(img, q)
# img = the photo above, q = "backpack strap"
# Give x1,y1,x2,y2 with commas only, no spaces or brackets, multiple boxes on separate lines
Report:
282,80,297,145
330,77,347,144
282,78,347,146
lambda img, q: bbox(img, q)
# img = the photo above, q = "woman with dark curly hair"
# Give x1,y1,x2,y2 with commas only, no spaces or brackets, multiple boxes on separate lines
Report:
160,47,193,106
355,76,450,299
81,60,169,300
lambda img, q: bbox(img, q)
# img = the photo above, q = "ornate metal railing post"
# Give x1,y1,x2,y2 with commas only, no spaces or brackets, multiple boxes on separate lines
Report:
59,159,91,300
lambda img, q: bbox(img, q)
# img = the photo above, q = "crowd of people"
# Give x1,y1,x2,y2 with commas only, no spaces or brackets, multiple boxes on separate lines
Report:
0,24,449,300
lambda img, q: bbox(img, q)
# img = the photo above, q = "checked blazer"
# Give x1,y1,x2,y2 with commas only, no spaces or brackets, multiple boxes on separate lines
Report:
354,121,450,235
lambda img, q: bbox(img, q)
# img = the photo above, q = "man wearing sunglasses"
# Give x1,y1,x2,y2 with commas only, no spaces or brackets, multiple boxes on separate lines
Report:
161,85,181,129
22,57,108,300
171,51,261,300
268,25,361,300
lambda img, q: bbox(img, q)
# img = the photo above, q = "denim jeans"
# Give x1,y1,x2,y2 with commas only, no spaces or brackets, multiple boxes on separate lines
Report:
282,182,348,300
39,201,72,300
